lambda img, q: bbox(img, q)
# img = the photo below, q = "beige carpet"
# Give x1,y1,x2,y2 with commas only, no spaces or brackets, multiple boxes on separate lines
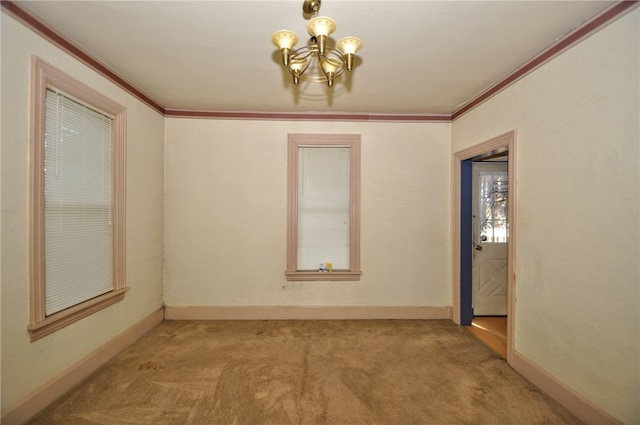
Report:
29,320,581,425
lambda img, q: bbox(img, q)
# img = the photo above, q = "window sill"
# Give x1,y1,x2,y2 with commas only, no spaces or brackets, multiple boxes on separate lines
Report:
28,288,127,342
285,271,362,281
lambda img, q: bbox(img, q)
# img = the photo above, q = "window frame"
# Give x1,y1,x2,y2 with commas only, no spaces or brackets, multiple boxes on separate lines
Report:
28,57,127,341
286,134,361,281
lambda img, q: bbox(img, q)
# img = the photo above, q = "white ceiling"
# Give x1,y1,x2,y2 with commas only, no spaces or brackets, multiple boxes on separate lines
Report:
16,0,615,115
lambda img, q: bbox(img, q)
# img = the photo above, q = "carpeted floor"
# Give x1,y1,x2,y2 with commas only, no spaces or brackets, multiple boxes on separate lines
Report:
29,320,582,425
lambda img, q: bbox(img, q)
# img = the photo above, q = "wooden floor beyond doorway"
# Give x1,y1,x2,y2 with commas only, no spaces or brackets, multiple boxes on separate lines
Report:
465,316,507,358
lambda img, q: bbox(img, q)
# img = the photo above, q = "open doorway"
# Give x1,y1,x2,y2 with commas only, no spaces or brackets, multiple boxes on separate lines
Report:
452,131,516,363
467,160,508,357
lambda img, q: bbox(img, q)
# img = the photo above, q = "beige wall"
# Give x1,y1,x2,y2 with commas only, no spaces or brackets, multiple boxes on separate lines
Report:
164,119,451,308
452,10,639,423
0,13,165,411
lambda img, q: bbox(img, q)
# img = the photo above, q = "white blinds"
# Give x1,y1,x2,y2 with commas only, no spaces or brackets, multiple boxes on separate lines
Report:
297,146,350,270
44,89,114,316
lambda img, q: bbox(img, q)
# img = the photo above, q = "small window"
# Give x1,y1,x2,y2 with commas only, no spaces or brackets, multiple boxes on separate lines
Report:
28,57,127,341
286,134,361,281
478,171,508,243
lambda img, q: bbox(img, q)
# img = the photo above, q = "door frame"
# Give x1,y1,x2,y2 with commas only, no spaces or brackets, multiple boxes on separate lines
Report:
452,131,517,363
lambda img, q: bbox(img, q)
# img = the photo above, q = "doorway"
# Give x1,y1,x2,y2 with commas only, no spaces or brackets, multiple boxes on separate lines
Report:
452,131,516,363
469,161,508,357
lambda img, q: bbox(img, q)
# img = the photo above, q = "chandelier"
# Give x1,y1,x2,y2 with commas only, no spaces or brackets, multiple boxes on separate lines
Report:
271,0,363,88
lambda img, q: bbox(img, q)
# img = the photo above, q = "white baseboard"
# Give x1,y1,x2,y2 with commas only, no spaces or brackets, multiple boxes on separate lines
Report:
1,308,164,425
511,350,624,425
164,305,452,320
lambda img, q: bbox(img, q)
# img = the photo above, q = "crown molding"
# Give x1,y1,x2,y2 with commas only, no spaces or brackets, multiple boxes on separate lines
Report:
452,0,639,120
164,109,451,122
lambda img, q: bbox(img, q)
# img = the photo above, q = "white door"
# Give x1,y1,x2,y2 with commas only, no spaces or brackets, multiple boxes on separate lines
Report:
472,162,508,316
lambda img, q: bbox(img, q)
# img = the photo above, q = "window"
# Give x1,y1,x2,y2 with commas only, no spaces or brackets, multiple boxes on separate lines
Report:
477,171,508,243
28,57,126,341
286,134,361,281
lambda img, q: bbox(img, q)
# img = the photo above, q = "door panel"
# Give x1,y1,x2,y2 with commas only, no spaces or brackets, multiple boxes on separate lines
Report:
475,246,508,315
472,162,508,316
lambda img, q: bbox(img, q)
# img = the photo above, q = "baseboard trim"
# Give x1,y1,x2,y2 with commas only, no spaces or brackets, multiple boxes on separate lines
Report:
1,307,164,425
164,305,451,320
511,350,624,425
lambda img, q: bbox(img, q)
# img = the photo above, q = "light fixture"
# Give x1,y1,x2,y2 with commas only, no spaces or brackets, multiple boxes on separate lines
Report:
272,0,363,88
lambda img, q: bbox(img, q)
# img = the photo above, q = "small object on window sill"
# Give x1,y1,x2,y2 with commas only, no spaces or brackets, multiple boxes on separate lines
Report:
319,263,333,272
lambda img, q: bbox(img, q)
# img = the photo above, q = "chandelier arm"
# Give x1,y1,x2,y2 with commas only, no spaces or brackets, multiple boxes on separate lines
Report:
287,46,347,83
288,48,314,76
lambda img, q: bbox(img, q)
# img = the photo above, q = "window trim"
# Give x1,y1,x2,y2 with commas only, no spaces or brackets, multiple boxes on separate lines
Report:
28,57,127,341
286,134,361,281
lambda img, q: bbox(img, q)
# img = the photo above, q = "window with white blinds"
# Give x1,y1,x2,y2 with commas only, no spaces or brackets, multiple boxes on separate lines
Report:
297,146,351,270
286,134,361,281
44,89,114,315
29,57,126,342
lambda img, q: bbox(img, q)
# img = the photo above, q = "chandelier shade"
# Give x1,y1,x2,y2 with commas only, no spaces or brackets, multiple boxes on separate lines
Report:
336,37,362,71
271,0,362,88
272,30,299,66
307,16,336,37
